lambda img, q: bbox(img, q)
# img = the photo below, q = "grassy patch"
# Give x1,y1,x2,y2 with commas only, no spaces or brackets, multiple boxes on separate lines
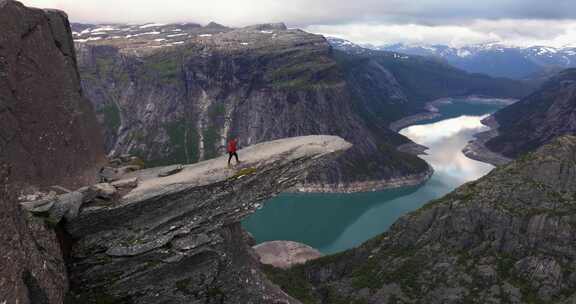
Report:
143,55,181,84
232,167,257,179
265,52,342,89
128,156,146,168
304,250,349,269
203,126,220,159
132,120,200,167
323,286,369,304
175,278,193,294
261,265,319,304
157,120,200,166
95,57,115,76
98,103,121,131
209,104,226,120
351,257,385,290
203,103,226,159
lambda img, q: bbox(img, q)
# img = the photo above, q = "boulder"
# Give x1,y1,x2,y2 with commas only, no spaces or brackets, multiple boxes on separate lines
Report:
111,177,139,189
158,164,184,177
253,241,323,269
90,183,117,199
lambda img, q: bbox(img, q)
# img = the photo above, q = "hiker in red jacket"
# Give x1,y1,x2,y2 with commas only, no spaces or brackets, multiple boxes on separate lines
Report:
227,138,240,167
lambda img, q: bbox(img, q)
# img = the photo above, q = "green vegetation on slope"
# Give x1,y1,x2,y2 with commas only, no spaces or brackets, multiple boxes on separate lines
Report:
263,47,343,89
134,120,200,167
142,54,182,84
97,103,121,131
203,103,226,159
261,265,319,304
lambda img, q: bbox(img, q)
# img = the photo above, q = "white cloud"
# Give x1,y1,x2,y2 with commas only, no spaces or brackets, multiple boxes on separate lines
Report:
18,0,576,47
307,23,499,47
307,20,576,47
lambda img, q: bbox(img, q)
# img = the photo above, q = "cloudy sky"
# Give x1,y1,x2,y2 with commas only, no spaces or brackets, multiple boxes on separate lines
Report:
20,0,576,47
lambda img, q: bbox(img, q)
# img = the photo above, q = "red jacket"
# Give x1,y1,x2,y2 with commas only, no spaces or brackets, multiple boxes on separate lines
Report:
227,140,237,153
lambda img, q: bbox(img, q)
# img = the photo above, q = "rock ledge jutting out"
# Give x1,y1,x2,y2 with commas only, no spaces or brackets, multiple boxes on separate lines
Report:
63,135,351,303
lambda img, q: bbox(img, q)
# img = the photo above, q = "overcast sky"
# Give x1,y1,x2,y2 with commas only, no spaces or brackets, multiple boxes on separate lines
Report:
20,0,576,47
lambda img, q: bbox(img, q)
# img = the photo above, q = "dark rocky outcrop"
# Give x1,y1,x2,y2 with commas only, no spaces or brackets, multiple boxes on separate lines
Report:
0,1,105,303
1,166,69,304
482,69,576,159
267,136,576,303
0,0,105,188
60,135,351,303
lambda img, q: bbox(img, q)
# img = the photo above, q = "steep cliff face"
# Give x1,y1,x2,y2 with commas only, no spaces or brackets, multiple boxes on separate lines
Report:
74,24,432,192
484,69,576,159
58,135,351,303
267,136,576,304
0,1,106,303
0,1,105,188
1,166,69,304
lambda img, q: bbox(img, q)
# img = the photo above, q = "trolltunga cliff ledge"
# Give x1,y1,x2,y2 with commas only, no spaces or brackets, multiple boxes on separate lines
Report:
64,135,351,303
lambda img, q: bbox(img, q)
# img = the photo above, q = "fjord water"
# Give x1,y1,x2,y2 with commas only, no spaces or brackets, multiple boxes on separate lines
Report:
243,102,501,254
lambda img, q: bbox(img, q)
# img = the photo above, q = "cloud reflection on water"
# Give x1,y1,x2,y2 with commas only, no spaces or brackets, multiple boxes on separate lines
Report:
400,115,494,186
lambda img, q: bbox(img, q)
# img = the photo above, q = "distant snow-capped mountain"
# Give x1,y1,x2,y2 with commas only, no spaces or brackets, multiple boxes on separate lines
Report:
327,37,412,60
374,43,576,79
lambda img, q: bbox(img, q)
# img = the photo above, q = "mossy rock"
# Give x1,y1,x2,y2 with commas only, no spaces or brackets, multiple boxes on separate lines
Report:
232,167,257,179
175,278,193,294
128,157,146,168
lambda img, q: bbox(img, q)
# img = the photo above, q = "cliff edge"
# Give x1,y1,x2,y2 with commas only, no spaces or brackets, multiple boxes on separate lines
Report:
57,135,351,303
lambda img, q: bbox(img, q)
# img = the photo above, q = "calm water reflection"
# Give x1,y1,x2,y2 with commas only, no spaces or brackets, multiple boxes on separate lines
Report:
243,104,500,254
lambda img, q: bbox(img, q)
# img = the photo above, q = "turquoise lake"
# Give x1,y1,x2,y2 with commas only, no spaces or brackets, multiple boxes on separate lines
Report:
243,102,503,254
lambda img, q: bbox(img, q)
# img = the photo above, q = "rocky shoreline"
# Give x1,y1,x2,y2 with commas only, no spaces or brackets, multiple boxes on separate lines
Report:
435,95,517,106
397,142,429,155
389,112,441,132
295,165,434,193
389,95,518,132
462,116,513,166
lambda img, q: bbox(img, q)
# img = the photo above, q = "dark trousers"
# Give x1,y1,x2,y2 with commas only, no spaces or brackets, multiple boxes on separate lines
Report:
228,152,239,165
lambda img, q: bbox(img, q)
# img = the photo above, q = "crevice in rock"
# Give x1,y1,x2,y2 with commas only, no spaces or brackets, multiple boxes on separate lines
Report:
22,270,50,304
21,22,40,41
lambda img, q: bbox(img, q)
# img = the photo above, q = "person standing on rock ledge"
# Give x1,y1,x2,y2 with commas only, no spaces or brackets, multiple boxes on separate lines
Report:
227,137,240,167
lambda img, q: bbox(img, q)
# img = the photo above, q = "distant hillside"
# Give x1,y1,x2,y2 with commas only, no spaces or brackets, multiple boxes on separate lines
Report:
329,37,534,123
485,68,576,158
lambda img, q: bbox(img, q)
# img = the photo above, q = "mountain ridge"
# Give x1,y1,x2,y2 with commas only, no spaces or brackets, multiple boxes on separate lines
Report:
374,41,576,79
